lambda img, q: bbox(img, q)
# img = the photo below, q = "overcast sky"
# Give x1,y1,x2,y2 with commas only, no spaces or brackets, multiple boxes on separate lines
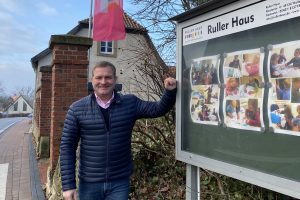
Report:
0,0,134,95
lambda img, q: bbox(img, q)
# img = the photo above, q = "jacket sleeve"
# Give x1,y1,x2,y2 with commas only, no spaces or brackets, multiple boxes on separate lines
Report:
135,88,177,119
60,107,80,191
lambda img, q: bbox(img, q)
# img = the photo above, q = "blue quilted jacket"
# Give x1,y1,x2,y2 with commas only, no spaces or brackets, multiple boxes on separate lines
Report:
60,89,176,191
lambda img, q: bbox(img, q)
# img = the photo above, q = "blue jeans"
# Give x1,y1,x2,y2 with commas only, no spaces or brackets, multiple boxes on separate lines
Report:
78,178,130,200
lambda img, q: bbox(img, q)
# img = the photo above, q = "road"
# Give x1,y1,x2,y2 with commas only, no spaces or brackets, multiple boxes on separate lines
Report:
0,117,25,135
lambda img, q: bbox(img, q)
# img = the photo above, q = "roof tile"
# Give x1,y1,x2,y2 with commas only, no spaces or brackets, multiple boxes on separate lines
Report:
80,12,147,32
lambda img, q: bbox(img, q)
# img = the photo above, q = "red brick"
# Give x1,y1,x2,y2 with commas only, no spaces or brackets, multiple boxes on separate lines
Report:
48,41,90,170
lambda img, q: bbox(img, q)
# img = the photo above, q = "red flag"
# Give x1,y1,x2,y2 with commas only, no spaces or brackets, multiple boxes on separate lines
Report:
93,0,126,41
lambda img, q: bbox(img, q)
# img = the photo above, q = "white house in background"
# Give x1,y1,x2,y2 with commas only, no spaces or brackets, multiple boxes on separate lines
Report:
5,95,33,116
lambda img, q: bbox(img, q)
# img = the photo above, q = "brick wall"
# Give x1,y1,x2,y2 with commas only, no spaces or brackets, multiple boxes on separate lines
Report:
39,66,52,138
49,35,92,169
33,90,41,139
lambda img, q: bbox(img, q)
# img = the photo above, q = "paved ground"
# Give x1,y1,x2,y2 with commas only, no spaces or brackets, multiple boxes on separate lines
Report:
0,117,24,135
0,118,44,200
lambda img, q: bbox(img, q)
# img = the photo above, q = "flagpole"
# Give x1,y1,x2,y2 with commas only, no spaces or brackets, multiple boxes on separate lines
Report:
88,0,93,38
88,0,93,91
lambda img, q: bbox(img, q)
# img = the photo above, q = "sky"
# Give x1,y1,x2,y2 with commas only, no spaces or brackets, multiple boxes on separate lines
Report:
0,0,135,95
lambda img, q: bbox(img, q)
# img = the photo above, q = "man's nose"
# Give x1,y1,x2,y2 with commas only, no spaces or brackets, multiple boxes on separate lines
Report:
100,78,106,84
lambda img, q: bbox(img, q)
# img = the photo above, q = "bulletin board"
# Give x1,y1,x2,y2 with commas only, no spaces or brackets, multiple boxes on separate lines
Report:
173,0,300,198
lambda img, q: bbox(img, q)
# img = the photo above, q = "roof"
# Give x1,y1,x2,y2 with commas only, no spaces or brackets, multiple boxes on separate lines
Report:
4,95,33,112
170,0,239,23
31,12,148,67
31,48,52,68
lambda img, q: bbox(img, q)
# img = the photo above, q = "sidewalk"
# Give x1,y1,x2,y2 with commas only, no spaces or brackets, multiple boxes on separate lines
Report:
0,119,45,200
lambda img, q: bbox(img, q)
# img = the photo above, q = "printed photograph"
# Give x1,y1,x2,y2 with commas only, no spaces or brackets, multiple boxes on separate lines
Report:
225,98,263,130
239,76,262,98
190,91,219,125
225,77,240,99
223,49,264,78
270,78,291,101
190,56,219,86
223,54,242,78
269,102,300,135
241,52,261,77
268,41,300,78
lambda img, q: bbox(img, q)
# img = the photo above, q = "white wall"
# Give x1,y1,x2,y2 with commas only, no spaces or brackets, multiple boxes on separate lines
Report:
36,53,52,89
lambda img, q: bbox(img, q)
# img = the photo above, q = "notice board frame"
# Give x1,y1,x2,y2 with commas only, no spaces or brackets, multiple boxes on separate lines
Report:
174,0,300,198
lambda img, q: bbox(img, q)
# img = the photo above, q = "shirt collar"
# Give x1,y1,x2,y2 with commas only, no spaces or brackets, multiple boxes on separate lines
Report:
94,92,114,109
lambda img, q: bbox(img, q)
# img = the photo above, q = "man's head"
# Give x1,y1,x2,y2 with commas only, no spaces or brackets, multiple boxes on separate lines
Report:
92,61,117,100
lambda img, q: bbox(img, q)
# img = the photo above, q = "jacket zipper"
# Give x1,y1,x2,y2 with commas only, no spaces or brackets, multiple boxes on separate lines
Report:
105,108,112,182
97,105,111,182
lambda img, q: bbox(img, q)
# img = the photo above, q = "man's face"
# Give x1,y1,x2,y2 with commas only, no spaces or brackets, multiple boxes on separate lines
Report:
92,66,116,98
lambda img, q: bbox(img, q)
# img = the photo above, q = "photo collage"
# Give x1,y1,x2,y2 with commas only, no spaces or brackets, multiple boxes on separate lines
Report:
188,41,300,136
190,56,220,125
223,49,264,131
268,41,300,136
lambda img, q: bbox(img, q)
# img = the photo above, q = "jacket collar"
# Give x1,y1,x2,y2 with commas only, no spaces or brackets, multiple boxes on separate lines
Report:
112,91,122,104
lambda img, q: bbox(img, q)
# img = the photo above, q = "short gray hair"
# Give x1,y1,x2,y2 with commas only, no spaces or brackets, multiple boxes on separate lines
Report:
92,61,116,77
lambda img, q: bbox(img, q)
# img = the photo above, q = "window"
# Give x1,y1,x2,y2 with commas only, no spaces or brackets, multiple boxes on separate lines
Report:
97,41,117,57
14,102,18,111
100,41,113,54
23,102,27,111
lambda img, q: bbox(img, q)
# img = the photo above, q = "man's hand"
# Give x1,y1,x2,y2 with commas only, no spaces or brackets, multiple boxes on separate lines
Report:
63,189,77,200
164,77,177,91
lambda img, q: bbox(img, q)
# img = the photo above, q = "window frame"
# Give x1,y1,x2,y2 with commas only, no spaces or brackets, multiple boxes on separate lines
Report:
97,41,117,57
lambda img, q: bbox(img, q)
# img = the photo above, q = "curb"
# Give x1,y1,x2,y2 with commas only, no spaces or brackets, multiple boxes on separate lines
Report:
28,133,46,200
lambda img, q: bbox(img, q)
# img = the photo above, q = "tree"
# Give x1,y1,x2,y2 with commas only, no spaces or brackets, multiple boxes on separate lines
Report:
123,1,205,198
12,86,34,106
0,82,10,112
128,0,208,65
0,82,4,95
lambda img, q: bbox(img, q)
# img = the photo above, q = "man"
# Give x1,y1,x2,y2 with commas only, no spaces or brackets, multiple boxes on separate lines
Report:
60,61,177,200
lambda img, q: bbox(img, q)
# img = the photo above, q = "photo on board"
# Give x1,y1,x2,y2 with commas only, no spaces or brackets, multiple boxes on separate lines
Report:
239,76,262,98
223,48,264,132
190,56,219,87
225,77,240,99
268,41,300,136
189,55,220,126
268,40,300,79
269,102,300,136
224,98,263,131
190,86,219,125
